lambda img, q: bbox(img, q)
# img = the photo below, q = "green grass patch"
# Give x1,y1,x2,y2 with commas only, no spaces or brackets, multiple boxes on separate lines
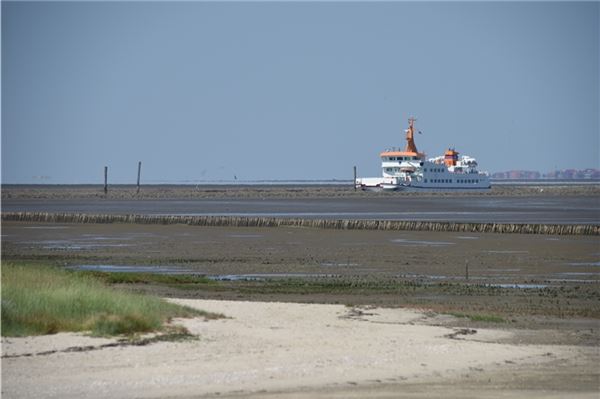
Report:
1,262,216,337
80,271,215,285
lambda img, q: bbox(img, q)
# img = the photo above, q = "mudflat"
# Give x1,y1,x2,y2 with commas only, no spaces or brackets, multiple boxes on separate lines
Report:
3,221,600,333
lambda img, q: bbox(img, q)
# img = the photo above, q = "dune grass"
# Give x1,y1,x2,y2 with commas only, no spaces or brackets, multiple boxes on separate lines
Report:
1,262,213,337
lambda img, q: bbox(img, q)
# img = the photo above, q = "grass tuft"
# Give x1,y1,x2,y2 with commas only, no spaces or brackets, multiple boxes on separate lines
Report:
1,262,215,337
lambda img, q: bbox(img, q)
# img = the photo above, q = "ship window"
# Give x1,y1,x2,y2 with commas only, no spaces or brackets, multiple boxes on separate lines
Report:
424,179,428,183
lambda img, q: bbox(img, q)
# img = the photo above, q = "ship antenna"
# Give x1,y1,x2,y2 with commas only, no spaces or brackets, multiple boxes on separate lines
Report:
405,117,419,153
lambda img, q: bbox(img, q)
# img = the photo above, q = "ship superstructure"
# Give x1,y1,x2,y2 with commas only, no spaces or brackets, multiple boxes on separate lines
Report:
356,118,491,191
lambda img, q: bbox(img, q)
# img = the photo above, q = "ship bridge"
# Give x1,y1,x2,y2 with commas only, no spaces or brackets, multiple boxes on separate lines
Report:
380,117,425,177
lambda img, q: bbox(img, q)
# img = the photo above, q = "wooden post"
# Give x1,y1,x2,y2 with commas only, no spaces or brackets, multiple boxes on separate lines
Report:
104,166,108,195
136,161,142,194
353,166,357,191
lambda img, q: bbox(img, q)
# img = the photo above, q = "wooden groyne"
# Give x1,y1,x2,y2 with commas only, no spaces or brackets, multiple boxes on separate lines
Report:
2,212,598,235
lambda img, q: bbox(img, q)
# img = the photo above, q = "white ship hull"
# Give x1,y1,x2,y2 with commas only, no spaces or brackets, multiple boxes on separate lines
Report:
356,178,491,192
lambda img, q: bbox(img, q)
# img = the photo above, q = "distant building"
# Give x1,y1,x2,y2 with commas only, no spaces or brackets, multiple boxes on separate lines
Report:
493,168,600,180
492,170,541,180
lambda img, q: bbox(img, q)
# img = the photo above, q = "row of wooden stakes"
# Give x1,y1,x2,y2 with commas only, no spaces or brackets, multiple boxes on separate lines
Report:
2,212,598,236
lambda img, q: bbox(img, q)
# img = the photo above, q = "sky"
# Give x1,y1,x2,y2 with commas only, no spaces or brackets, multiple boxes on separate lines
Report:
2,1,599,184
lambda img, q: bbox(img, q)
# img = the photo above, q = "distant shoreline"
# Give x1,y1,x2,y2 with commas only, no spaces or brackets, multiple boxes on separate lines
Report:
2,182,599,201
3,178,600,187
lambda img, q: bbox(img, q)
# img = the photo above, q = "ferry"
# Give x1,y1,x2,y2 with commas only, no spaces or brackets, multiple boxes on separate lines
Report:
355,118,491,191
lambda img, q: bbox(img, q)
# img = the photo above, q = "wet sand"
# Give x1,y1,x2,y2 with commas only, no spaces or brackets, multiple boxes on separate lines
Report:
3,221,598,285
2,299,598,399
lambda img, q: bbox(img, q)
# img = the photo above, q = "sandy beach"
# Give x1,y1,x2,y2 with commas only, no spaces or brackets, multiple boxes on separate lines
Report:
2,299,598,399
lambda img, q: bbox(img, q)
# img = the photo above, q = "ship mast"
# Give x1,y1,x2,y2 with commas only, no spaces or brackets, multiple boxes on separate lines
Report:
404,117,418,153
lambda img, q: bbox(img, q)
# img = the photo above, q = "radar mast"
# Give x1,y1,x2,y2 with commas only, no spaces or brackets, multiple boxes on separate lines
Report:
404,117,418,153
